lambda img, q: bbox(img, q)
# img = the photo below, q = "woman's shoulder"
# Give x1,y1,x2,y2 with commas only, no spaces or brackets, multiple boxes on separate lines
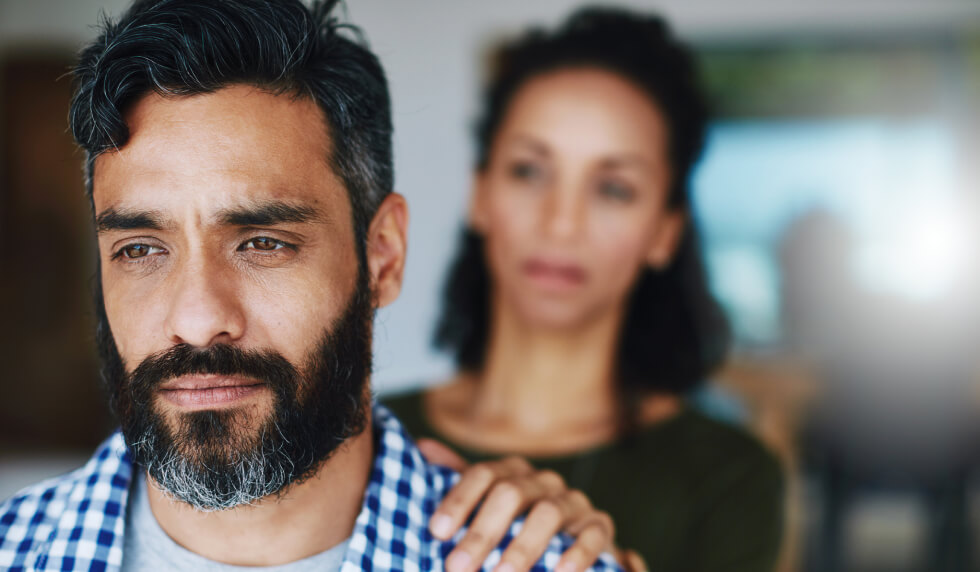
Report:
632,407,783,487
671,408,771,451
602,409,784,570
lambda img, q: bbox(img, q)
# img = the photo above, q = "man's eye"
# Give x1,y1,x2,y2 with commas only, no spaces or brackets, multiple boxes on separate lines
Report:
115,244,162,260
241,237,287,251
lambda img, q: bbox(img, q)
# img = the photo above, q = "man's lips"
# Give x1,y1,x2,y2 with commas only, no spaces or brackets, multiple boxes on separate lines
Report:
160,374,262,391
159,375,266,409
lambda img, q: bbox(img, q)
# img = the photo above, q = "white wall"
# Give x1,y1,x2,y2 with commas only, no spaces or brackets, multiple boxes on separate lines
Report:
2,0,978,395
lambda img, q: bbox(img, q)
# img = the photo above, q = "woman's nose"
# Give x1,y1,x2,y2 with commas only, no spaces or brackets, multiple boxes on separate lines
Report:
539,183,586,242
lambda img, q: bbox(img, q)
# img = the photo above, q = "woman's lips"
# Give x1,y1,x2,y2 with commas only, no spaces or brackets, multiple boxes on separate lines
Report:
522,258,587,290
159,375,266,409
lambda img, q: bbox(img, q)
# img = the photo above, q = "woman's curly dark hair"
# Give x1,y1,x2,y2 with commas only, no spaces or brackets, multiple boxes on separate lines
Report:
434,6,731,400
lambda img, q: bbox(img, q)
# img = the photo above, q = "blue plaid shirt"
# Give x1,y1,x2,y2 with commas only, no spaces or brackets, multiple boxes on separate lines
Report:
1,404,621,571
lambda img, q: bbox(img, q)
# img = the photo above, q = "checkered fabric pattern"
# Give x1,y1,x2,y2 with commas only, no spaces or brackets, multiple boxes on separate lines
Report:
1,404,622,571
0,433,131,571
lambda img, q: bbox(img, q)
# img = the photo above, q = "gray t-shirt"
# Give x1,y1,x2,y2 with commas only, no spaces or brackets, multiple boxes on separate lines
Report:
122,472,349,571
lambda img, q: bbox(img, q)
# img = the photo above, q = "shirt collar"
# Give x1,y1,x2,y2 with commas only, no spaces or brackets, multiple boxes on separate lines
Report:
341,403,457,570
28,403,453,571
19,403,619,571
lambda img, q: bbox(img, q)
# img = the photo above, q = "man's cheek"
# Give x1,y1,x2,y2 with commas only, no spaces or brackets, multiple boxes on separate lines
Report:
243,299,326,357
106,317,151,373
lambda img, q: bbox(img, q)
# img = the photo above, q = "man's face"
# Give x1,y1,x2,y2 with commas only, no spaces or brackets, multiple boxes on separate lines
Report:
92,85,372,509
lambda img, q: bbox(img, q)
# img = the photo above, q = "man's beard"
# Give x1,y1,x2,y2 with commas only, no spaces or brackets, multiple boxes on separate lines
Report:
95,270,374,511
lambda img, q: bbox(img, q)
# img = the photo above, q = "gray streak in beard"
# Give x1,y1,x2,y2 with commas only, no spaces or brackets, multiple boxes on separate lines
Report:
137,417,294,511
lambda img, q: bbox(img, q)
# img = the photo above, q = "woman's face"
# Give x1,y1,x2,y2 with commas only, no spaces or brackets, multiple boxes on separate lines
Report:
472,68,684,329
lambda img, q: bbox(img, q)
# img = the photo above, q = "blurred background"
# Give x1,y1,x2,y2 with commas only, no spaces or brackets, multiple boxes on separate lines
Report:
1,0,978,570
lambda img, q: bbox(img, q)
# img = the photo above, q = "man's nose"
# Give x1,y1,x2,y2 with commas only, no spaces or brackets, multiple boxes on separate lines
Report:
163,256,246,347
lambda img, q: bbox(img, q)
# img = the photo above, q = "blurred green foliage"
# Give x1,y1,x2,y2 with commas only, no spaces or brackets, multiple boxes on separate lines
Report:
696,32,978,119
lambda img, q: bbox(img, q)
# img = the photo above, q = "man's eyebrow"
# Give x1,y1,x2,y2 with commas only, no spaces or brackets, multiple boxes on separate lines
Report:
217,201,321,226
95,208,168,233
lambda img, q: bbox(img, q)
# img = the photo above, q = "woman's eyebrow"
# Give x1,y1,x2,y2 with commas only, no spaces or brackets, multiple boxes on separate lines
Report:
507,133,550,155
599,155,652,170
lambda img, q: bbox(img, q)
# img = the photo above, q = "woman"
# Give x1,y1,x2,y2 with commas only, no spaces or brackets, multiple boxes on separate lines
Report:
386,7,783,571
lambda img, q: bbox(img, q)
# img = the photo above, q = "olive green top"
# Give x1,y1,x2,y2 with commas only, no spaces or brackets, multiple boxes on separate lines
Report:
382,390,784,572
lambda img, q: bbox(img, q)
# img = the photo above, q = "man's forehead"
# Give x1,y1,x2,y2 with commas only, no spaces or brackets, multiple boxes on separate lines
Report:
124,86,329,144
91,86,347,222
109,89,326,167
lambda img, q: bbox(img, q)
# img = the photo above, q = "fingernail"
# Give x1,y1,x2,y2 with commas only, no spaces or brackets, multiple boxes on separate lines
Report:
557,563,578,572
447,550,472,572
495,564,515,572
431,513,452,537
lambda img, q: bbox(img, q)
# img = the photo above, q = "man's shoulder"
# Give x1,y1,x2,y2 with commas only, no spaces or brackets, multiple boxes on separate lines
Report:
0,433,132,570
470,517,622,571
367,405,621,571
362,463,620,571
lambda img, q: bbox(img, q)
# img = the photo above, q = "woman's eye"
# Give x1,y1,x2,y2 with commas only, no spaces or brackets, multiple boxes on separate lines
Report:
597,180,635,202
509,160,545,182
241,237,287,251
115,243,163,260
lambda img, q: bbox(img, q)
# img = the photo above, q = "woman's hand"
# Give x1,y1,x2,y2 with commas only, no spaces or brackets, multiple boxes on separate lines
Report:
418,438,623,572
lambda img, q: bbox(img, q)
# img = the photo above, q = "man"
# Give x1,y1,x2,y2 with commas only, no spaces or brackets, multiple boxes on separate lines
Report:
0,1,621,570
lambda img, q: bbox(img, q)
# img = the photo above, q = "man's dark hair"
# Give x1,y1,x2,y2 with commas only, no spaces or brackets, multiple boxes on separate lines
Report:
434,7,731,404
69,0,392,256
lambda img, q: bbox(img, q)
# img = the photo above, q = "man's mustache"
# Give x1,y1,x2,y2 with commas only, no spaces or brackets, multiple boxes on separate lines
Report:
128,344,299,393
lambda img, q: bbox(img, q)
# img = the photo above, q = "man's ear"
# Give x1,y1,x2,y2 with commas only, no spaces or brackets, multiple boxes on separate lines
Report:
366,193,409,308
646,209,686,270
467,172,489,234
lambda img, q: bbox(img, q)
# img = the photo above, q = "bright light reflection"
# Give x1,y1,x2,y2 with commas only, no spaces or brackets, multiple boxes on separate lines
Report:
856,201,974,302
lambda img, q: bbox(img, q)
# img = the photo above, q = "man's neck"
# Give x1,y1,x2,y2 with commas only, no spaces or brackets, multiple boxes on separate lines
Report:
144,418,374,567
